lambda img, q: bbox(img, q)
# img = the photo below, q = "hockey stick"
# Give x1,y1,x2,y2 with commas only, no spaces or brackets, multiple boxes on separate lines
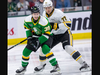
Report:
7,38,28,51
8,25,33,51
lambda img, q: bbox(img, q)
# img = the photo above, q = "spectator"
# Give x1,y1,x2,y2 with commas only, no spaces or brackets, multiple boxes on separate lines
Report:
83,0,92,6
35,0,44,15
8,0,17,12
56,0,71,8
17,0,30,11
89,0,92,3
28,0,36,8
89,0,92,5
73,0,82,7
52,0,56,7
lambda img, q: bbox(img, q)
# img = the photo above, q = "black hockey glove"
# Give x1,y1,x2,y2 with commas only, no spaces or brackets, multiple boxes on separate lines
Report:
50,23,59,30
27,36,33,40
26,37,40,52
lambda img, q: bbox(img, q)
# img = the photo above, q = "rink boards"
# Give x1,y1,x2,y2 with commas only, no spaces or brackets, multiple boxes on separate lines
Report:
7,11,92,45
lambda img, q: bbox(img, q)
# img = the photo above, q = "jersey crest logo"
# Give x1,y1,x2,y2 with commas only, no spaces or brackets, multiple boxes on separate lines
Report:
29,24,32,26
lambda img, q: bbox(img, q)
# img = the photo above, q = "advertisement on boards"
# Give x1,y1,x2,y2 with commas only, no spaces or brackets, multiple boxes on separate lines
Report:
65,11,92,33
8,18,18,39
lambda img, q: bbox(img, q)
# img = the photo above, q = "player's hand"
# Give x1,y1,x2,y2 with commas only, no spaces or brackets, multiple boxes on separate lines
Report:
27,36,33,40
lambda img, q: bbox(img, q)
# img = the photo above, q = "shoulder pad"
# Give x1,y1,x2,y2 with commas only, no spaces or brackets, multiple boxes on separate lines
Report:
24,15,32,22
39,16,49,26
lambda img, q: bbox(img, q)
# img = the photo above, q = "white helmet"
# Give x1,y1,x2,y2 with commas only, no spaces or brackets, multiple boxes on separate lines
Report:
43,0,53,7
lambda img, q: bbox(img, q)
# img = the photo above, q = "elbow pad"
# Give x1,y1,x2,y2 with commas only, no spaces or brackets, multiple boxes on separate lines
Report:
38,33,53,45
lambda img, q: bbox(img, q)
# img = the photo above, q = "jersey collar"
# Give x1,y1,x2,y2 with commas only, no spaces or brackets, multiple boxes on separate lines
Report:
46,8,54,18
32,16,40,25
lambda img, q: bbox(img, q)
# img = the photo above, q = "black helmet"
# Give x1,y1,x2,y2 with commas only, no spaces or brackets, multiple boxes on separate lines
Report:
31,6,40,13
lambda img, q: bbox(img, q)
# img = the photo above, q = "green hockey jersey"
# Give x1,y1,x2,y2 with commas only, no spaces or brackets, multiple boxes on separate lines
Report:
24,15,52,38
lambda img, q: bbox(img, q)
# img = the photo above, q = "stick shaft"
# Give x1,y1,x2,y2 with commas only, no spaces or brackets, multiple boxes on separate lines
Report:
7,38,27,51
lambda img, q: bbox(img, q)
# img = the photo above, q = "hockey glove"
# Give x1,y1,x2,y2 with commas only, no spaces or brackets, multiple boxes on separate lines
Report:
50,23,59,30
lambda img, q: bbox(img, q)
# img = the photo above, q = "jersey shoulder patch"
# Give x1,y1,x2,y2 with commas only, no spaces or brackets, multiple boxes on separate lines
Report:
39,16,48,26
24,15,32,22
55,9,63,14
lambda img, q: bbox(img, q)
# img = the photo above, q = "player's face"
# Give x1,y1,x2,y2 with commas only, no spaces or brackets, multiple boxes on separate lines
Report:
32,13,40,20
39,0,44,3
44,6,53,14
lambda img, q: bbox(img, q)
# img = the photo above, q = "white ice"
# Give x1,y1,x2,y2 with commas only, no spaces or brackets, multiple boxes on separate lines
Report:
8,39,92,75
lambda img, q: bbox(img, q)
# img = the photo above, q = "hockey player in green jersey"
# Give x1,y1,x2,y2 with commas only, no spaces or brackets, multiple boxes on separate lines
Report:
16,6,60,74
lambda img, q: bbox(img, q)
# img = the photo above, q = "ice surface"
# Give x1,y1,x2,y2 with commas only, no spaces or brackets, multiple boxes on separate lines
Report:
8,39,92,75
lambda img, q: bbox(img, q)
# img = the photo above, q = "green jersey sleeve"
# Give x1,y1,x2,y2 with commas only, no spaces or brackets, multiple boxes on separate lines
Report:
24,20,32,38
38,19,53,44
24,20,31,29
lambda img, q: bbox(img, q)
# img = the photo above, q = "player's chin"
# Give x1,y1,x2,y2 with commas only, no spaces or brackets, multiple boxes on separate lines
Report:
34,17,38,20
46,11,51,14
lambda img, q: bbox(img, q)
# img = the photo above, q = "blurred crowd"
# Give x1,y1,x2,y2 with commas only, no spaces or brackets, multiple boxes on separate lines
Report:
8,0,92,12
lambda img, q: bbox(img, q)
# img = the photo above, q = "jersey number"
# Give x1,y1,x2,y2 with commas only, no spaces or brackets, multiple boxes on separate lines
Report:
44,26,50,31
61,16,67,22
61,16,70,29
